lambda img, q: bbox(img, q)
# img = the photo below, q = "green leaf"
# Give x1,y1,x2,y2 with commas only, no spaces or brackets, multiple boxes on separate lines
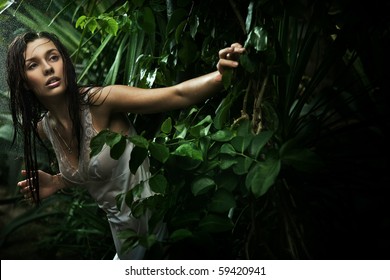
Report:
245,25,268,52
172,155,202,170
125,189,134,207
88,18,98,34
77,34,114,83
106,131,123,148
173,143,203,161
191,177,215,196
219,154,238,170
115,1,129,14
210,129,234,142
214,97,232,129
129,146,148,174
175,20,187,43
216,172,239,192
129,135,149,149
246,158,281,198
117,228,138,240
237,119,251,136
104,17,119,36
110,136,127,160
248,130,274,159
178,36,198,65
116,192,126,211
139,7,156,34
149,174,168,194
170,212,200,228
209,189,236,213
90,129,110,157
231,135,252,153
139,234,156,249
198,214,233,233
222,69,233,89
220,143,236,156
166,8,187,35
233,156,253,175
130,199,147,218
0,0,13,13
149,142,169,163
190,15,199,38
170,229,193,242
161,117,172,134
131,182,145,199
240,53,257,73
75,15,87,28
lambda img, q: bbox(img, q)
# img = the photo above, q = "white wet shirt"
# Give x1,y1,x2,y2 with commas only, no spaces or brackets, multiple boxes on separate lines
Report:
42,104,164,259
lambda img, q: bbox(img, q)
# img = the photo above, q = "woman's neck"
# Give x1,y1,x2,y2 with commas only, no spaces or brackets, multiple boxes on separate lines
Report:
46,97,72,131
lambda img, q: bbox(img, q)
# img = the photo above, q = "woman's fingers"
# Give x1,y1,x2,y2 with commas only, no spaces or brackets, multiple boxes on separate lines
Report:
18,170,37,199
219,43,245,60
217,42,245,74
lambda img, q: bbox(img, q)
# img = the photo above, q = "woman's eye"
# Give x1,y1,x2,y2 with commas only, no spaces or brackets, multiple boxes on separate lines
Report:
27,63,37,70
50,55,60,61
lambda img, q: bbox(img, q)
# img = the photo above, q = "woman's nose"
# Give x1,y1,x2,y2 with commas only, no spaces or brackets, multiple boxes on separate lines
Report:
43,62,54,75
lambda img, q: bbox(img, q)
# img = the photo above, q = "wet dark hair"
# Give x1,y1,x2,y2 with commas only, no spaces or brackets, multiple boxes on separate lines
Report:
7,31,85,205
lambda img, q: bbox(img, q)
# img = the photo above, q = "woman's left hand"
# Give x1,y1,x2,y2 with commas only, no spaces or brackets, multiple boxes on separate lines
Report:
216,42,245,80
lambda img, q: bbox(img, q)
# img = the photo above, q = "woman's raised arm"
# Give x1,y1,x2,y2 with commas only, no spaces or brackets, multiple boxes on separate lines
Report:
95,43,245,115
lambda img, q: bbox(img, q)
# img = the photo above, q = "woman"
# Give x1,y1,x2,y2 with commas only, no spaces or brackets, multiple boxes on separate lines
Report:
7,31,244,259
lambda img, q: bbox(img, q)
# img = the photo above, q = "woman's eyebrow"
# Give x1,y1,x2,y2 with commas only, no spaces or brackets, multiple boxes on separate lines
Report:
25,48,58,62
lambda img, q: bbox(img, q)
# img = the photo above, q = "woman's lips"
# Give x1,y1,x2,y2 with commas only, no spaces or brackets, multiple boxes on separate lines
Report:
46,78,61,88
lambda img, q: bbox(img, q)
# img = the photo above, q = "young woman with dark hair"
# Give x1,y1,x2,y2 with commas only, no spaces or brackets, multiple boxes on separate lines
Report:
6,31,244,259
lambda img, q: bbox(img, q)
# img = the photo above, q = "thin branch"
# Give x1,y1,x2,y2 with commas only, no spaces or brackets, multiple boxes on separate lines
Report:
252,73,269,134
228,0,247,35
231,81,250,128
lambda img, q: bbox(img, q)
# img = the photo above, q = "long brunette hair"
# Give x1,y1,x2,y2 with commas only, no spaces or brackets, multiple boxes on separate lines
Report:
7,31,84,205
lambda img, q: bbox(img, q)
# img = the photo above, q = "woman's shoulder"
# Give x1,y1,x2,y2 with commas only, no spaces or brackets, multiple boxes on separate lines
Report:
79,86,111,106
37,119,48,140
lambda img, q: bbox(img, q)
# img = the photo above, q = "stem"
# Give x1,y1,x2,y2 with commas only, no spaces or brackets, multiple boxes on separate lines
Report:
228,0,247,35
231,82,250,128
252,73,269,134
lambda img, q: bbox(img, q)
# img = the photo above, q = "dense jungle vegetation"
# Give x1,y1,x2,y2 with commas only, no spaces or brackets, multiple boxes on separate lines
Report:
0,0,389,259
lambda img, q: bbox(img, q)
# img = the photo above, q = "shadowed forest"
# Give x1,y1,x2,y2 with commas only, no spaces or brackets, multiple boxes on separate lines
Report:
0,0,389,260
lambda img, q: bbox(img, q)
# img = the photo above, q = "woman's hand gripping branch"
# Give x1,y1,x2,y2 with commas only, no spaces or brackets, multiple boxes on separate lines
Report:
215,42,245,82
18,170,64,201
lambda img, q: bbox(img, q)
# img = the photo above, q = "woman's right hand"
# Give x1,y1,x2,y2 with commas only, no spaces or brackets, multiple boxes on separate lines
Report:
18,170,63,200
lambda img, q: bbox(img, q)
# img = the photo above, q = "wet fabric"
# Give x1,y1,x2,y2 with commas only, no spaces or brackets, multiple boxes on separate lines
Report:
42,105,163,259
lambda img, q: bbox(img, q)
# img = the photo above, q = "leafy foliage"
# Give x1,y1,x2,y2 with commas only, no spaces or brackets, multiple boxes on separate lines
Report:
1,0,389,259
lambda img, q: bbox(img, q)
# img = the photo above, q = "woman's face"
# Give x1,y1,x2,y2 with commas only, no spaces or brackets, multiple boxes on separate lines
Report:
24,38,66,100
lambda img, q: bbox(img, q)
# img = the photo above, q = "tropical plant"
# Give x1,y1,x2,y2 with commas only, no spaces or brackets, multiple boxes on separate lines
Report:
1,0,388,259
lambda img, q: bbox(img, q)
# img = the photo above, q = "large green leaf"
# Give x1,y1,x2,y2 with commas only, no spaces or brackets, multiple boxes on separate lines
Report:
248,130,274,159
90,129,110,157
198,214,233,233
149,142,169,163
138,6,156,34
0,0,13,14
233,156,254,175
208,189,236,213
231,135,253,154
129,146,148,174
191,176,215,196
210,129,234,142
169,228,193,242
172,143,203,161
246,157,281,198
110,135,126,160
149,174,168,194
